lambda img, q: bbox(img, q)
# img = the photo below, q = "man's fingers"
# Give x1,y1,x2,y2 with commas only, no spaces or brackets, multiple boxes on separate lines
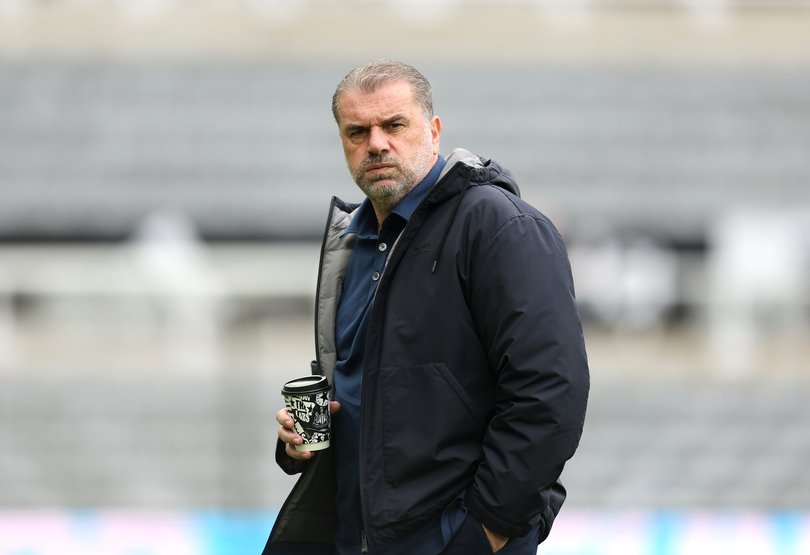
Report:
275,408,295,429
278,426,302,445
276,408,304,448
284,442,313,460
277,402,334,461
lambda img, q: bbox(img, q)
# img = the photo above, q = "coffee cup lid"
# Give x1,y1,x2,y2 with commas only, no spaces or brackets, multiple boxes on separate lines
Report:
282,375,329,395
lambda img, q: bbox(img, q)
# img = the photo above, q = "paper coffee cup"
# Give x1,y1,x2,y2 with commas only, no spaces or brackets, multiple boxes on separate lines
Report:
281,375,331,451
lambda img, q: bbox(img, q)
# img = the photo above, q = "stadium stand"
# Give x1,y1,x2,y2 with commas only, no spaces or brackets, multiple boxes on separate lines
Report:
1,373,809,510
1,62,809,245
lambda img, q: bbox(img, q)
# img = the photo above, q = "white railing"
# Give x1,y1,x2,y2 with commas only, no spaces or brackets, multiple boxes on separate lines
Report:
0,214,319,373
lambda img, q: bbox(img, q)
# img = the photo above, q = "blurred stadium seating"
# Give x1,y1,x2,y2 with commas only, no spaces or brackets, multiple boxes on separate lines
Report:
2,369,810,510
1,62,809,244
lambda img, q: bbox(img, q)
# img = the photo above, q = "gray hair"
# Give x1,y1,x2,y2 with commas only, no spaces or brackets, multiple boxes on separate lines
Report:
331,59,434,123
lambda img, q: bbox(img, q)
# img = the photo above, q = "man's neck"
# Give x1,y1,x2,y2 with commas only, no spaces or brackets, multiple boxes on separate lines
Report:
372,206,389,232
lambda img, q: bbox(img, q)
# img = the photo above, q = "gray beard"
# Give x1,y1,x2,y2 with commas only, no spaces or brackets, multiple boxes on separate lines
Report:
351,147,435,216
354,164,417,211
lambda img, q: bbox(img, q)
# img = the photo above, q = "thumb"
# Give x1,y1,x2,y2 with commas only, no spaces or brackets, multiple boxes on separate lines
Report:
329,401,341,415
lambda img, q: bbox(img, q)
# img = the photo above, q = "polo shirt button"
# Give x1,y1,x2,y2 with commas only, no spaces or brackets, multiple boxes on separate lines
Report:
372,272,381,281
378,243,388,252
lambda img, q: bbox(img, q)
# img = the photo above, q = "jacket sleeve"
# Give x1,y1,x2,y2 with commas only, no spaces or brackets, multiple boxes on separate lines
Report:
464,212,589,539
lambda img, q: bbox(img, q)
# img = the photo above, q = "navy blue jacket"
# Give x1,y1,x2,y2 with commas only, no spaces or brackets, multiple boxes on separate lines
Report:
264,148,589,554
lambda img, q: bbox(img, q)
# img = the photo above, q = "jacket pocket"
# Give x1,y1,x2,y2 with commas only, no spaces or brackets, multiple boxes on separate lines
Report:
434,363,488,429
378,363,486,524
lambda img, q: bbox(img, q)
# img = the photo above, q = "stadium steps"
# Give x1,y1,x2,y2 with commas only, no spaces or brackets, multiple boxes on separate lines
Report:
1,375,809,509
561,379,810,509
1,63,808,243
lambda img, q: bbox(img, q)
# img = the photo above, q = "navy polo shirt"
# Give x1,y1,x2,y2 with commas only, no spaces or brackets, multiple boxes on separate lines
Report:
332,156,449,554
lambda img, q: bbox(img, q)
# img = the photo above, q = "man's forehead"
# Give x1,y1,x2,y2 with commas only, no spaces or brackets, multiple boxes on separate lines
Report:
338,81,418,123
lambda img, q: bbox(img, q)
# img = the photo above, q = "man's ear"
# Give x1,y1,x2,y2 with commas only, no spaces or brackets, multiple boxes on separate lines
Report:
431,116,442,155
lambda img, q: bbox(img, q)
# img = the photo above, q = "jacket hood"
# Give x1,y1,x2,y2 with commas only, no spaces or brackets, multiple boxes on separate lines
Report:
427,148,520,273
437,148,521,199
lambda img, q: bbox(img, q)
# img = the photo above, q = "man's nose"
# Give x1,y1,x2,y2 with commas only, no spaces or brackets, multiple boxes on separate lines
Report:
367,126,389,154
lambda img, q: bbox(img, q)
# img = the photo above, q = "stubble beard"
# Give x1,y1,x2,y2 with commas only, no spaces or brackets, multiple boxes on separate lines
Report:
350,135,435,215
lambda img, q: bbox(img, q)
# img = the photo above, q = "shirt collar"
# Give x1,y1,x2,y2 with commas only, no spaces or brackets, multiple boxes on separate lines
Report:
344,155,446,238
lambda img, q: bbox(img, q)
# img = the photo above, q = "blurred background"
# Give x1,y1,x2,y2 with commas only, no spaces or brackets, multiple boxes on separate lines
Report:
1,0,809,553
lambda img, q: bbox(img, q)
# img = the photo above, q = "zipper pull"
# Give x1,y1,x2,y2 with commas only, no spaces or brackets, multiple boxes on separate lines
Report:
361,530,369,554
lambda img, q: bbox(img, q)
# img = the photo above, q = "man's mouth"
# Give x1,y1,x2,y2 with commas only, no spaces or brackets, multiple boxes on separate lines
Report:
367,163,395,172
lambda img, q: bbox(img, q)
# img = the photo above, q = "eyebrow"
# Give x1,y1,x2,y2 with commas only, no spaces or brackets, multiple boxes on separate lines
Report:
383,114,407,125
343,114,409,134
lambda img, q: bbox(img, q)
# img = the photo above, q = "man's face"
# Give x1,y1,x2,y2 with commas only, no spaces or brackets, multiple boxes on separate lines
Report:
336,80,441,217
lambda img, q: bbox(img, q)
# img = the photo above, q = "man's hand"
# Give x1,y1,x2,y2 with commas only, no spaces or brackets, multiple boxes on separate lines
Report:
277,401,341,460
482,525,509,553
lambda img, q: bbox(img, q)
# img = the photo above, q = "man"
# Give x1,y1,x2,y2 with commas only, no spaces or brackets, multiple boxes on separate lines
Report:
263,60,589,555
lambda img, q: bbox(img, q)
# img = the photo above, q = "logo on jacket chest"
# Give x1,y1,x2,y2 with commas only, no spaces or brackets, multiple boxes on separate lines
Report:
407,242,432,257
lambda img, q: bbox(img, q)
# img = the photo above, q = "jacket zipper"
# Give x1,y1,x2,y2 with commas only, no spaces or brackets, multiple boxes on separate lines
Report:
357,196,438,548
361,530,369,554
345,179,451,548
